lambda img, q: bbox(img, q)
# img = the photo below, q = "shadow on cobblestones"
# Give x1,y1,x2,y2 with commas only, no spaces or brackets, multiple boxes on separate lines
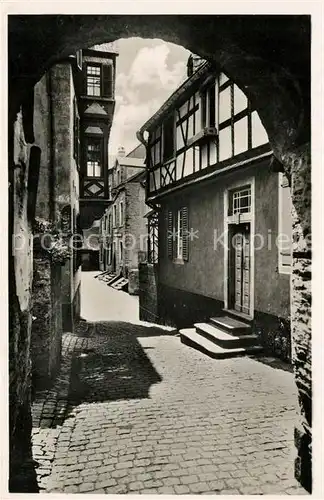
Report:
68,320,164,406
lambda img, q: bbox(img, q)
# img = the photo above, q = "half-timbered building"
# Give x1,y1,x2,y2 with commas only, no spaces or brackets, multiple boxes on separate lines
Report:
137,58,293,360
75,43,118,270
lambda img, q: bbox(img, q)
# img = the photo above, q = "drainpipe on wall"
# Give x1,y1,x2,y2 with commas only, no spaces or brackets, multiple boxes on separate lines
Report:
136,129,157,211
48,69,56,222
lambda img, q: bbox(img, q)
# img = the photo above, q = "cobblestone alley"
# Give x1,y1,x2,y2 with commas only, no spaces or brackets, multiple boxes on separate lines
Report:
31,272,307,495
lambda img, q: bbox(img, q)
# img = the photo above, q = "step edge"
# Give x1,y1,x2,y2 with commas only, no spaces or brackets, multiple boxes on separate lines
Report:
195,323,258,341
180,329,262,354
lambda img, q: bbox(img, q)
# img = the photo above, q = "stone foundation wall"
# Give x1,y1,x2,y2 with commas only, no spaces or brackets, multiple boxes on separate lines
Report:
159,284,224,329
9,110,38,492
128,268,139,295
285,144,312,492
31,257,62,388
253,311,291,362
139,263,160,323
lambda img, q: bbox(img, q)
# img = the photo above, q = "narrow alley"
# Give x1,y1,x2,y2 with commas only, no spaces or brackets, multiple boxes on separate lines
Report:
31,272,307,495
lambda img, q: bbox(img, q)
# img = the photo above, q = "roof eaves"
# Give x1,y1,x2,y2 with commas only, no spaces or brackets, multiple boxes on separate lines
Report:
138,61,212,133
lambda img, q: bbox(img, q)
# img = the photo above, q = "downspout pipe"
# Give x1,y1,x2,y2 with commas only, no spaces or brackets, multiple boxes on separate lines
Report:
48,69,56,222
136,129,157,210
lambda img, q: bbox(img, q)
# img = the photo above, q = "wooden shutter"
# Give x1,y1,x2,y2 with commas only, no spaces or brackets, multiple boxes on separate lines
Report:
102,64,113,98
167,210,174,259
73,97,80,165
182,207,189,261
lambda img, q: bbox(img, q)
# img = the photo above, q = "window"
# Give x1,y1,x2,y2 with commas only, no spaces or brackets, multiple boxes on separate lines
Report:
163,114,175,162
278,173,292,274
113,205,117,227
176,209,184,259
86,63,113,98
167,207,189,261
230,187,252,215
73,97,80,166
148,212,159,264
108,213,112,233
119,201,124,226
201,84,216,128
107,243,112,265
87,65,101,96
119,241,123,261
76,49,83,71
86,139,102,177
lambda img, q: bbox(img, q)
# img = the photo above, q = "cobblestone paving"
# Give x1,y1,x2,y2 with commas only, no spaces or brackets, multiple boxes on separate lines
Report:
31,272,308,494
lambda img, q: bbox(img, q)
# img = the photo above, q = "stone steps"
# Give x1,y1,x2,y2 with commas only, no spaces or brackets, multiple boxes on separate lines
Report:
105,274,121,286
209,315,251,335
111,278,129,291
194,322,259,349
180,311,262,359
180,328,263,359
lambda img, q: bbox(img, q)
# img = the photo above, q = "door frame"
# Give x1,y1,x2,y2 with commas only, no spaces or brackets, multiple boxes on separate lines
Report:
223,176,255,318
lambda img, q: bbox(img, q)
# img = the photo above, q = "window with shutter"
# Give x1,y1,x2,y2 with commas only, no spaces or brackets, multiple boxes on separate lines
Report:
73,97,80,166
167,210,174,259
102,64,113,98
166,207,189,262
182,207,189,261
278,173,292,274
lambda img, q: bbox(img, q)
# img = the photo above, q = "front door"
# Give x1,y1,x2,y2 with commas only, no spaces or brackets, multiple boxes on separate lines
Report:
229,223,251,315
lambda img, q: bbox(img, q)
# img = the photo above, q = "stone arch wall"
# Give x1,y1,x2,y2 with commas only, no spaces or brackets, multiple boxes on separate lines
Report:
8,15,311,491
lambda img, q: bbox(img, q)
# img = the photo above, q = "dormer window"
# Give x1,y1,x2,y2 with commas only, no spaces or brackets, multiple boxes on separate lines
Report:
201,84,216,129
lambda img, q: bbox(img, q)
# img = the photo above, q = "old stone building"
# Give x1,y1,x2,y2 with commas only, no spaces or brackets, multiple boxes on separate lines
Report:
77,44,118,271
31,56,82,387
8,15,311,493
99,143,147,294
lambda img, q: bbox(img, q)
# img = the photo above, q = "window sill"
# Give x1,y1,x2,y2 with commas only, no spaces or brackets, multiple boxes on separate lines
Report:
81,95,114,102
187,127,218,148
173,258,185,265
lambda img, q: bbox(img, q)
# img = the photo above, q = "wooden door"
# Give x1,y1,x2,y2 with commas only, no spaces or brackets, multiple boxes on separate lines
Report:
230,224,251,314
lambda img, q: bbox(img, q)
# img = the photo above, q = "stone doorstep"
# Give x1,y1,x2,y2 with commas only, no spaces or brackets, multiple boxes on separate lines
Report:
105,274,121,286
180,328,263,359
194,322,259,349
210,315,251,334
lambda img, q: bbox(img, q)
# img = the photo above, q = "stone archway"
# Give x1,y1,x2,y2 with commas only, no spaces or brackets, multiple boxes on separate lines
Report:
8,14,311,492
